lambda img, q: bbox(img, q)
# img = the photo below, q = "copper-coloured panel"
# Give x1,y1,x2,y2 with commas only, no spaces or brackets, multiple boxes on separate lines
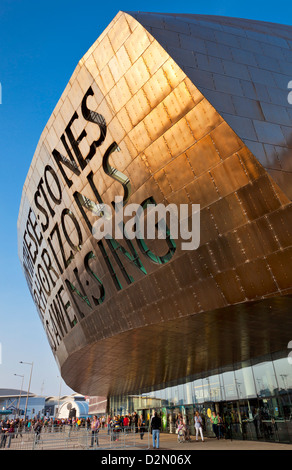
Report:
17,12,292,397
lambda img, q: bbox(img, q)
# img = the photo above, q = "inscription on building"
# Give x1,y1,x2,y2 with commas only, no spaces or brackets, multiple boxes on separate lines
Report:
22,87,176,352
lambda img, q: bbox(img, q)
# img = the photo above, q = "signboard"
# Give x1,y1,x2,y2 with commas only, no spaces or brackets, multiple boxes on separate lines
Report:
0,410,12,415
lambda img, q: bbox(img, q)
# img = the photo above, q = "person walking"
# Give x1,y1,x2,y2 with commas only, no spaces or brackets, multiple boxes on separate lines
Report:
217,412,223,439
133,411,139,433
107,415,112,435
194,411,204,442
0,420,9,448
33,419,42,446
151,412,161,449
138,414,146,440
90,415,100,447
123,414,130,431
210,411,219,439
17,419,24,438
175,414,185,441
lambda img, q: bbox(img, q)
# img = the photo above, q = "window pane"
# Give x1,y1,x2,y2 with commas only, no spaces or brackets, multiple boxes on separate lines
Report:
221,371,238,400
252,361,278,397
234,365,256,399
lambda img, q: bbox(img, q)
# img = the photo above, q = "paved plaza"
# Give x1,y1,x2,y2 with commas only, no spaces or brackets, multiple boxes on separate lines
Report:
2,428,291,451
155,433,292,451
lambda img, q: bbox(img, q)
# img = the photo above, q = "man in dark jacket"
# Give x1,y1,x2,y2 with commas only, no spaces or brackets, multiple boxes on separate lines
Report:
151,412,161,449
133,412,139,433
34,419,42,446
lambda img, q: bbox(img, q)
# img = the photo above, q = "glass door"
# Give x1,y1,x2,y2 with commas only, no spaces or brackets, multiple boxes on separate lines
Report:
203,402,216,437
184,406,195,435
221,401,242,440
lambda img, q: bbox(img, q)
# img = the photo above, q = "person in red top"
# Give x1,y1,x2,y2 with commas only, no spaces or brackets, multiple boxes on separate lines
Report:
123,415,129,429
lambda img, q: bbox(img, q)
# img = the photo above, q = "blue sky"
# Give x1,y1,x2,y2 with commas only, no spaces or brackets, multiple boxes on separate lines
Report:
0,0,291,398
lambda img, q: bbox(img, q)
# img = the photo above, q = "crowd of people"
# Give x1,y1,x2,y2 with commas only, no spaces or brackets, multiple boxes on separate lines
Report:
0,409,210,449
84,411,207,449
0,412,148,448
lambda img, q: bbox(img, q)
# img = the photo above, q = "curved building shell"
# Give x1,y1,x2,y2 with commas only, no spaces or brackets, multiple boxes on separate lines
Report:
18,12,292,405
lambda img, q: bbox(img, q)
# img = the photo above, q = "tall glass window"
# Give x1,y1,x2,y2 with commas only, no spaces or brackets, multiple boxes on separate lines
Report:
252,361,278,398
221,370,239,401
193,378,205,404
185,382,193,405
109,352,292,444
273,357,292,419
209,374,223,402
234,365,256,399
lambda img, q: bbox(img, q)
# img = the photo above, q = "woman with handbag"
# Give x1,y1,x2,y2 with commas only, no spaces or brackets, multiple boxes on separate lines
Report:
194,411,204,442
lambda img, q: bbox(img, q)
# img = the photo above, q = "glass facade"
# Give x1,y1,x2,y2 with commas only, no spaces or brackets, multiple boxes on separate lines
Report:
109,351,292,444
0,396,46,419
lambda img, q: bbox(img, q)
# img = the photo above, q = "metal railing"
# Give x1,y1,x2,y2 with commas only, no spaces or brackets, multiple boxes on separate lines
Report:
0,426,150,450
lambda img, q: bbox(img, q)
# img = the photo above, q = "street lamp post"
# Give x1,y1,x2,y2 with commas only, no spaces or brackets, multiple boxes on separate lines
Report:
14,373,24,417
57,375,62,418
20,361,33,419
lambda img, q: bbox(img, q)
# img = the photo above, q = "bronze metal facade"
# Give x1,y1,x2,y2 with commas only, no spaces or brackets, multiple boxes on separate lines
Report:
17,12,292,398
